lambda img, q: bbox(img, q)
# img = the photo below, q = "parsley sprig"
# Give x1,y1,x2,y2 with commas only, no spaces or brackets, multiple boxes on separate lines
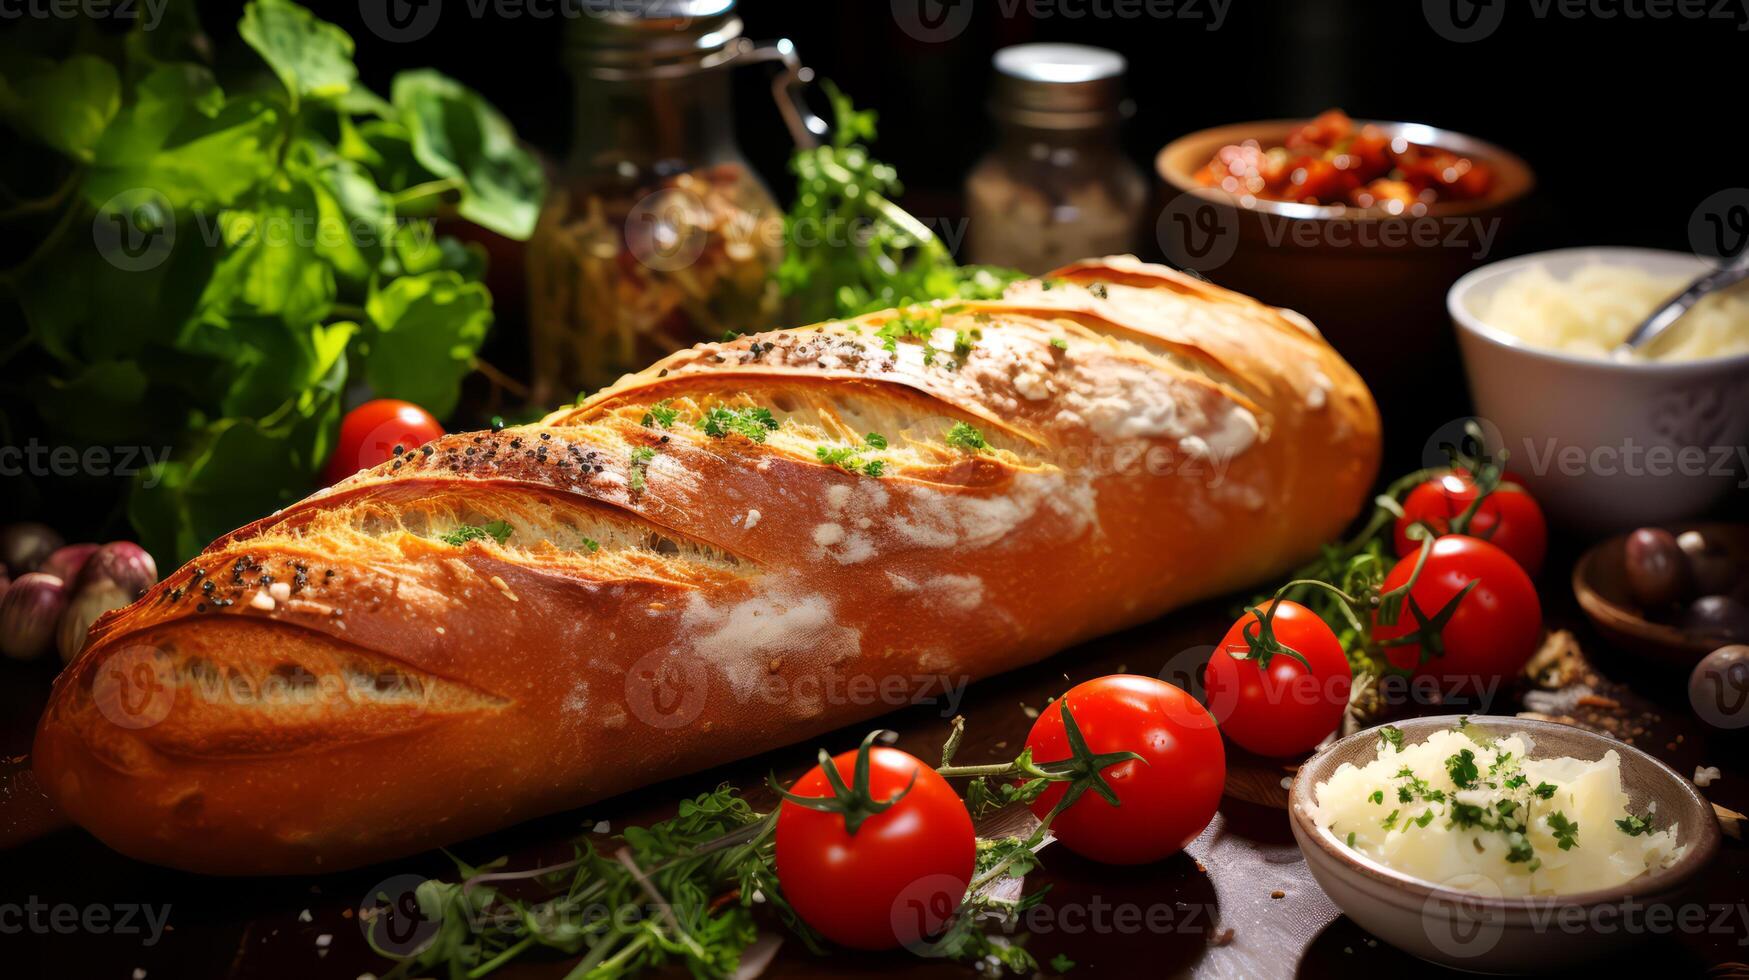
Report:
441,521,513,547
698,406,780,443
777,82,1020,323
815,432,888,477
945,422,988,453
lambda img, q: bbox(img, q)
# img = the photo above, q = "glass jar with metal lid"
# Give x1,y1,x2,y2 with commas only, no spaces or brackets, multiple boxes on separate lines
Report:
527,0,814,401
964,44,1147,275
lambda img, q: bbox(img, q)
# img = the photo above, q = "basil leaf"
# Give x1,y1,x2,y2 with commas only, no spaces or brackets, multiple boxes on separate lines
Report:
239,0,357,105
305,158,393,282
364,271,492,418
197,178,337,327
93,63,224,165
86,96,284,210
129,325,350,564
2,56,121,160
391,69,543,239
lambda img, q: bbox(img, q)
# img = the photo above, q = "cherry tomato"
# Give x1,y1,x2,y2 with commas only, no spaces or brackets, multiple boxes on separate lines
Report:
1204,600,1352,757
775,745,975,950
1393,471,1547,576
1023,675,1224,865
323,399,444,484
1374,535,1542,684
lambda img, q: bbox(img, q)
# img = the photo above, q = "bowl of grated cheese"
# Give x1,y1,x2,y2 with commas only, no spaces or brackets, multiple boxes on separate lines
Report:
1290,715,1720,973
1448,247,1749,531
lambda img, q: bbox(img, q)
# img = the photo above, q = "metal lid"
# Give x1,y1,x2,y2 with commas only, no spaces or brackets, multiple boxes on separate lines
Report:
990,43,1130,129
567,0,745,79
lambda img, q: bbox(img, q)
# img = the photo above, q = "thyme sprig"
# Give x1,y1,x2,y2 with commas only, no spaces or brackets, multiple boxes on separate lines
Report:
368,703,1137,980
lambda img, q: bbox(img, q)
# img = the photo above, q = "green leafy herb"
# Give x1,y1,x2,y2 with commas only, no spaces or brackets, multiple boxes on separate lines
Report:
946,421,987,453
1050,337,1068,350
1395,767,1446,804
641,401,679,428
1616,812,1655,836
1412,809,1436,829
1446,749,1479,789
1533,782,1557,800
1368,790,1384,805
0,1,542,566
1381,809,1400,830
876,308,941,356
814,432,888,477
441,520,512,547
1547,811,1580,850
365,786,801,980
698,406,779,443
778,82,1020,323
1449,802,1487,829
581,537,600,553
1505,831,1535,864
1378,726,1405,751
1051,953,1077,973
628,446,656,492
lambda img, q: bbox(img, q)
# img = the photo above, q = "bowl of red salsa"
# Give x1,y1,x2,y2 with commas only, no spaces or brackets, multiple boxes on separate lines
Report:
1190,109,1499,213
1156,111,1534,454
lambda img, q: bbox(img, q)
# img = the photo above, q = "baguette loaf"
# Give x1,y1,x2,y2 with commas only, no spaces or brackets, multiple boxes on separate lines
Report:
33,256,1379,874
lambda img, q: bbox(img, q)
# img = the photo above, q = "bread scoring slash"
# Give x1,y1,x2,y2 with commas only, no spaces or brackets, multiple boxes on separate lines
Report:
33,257,1380,874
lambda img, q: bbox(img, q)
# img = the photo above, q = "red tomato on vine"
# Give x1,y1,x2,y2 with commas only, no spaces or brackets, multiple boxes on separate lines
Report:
1022,676,1224,865
774,738,975,950
1205,600,1352,757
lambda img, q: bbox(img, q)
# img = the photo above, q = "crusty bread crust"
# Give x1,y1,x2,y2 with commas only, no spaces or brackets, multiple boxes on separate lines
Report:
33,257,1379,874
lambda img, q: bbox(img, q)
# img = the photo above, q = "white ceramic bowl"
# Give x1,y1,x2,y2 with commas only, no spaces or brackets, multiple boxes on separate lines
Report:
1290,716,1720,974
1448,247,1749,532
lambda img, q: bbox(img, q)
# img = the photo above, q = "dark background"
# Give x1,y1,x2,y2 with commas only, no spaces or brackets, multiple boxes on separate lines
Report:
338,0,1740,258
5,0,1745,541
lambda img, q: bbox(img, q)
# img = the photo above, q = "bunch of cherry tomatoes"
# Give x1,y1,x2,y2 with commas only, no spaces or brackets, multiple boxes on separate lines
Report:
773,458,1550,951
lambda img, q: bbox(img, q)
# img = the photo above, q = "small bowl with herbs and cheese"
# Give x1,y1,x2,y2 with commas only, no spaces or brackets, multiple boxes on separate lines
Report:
1289,715,1719,973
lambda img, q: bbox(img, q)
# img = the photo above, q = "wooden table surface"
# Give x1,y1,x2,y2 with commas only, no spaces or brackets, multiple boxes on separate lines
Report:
2,534,1745,979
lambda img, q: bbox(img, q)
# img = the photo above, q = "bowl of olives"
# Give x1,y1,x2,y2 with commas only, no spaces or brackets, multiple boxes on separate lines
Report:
1574,523,1749,664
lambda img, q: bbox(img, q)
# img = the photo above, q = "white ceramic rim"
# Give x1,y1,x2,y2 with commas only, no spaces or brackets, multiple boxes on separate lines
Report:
1447,246,1749,373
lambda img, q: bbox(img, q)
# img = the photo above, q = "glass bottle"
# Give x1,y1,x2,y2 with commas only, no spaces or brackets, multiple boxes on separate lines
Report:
528,0,790,402
965,44,1147,275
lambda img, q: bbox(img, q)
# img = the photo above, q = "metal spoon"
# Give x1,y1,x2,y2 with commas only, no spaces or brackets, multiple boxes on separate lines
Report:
1616,253,1749,357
